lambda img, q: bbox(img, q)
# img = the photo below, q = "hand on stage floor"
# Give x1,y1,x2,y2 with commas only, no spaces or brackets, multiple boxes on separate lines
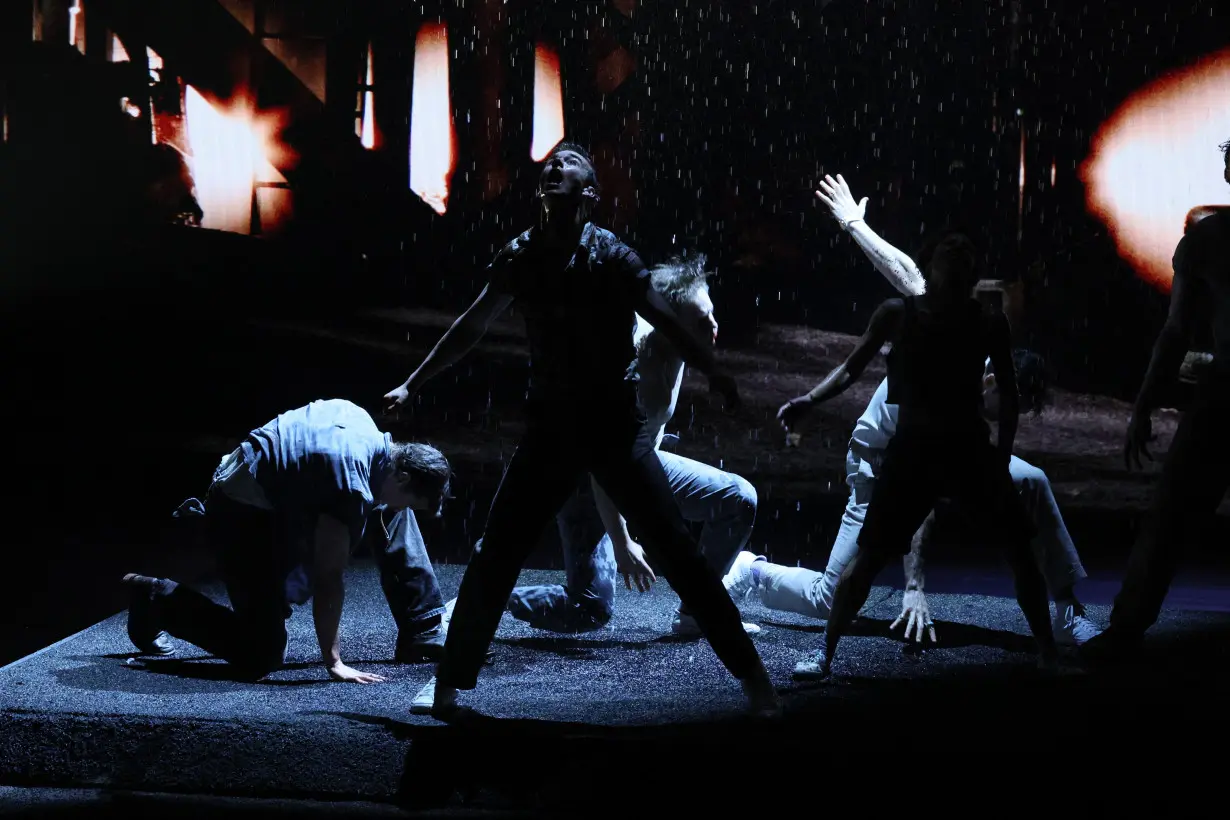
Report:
1123,411,1156,471
815,174,868,229
616,540,657,593
891,590,937,645
327,662,387,684
708,371,742,412
383,384,412,415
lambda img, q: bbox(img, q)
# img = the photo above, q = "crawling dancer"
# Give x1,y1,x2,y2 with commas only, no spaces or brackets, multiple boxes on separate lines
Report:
383,143,779,718
778,196,1057,678
1083,140,1230,662
503,253,761,637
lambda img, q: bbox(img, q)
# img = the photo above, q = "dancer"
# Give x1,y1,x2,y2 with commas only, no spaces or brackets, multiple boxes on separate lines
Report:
1082,140,1230,662
384,143,779,718
122,399,452,681
775,176,1058,679
503,253,761,637
724,352,1101,657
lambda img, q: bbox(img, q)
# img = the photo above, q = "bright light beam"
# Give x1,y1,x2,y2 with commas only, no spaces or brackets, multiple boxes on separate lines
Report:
409,22,455,215
361,42,376,149
1082,49,1230,293
530,42,564,161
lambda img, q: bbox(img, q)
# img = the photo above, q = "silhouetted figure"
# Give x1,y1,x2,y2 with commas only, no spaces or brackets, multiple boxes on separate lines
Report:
778,178,1058,678
122,400,453,682
384,142,780,719
1082,141,1230,661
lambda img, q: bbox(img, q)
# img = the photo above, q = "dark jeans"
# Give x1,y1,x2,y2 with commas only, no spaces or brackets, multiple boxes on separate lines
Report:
1110,377,1230,635
152,491,444,679
437,404,764,690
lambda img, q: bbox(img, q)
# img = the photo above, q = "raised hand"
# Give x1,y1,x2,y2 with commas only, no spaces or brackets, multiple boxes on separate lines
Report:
815,174,868,228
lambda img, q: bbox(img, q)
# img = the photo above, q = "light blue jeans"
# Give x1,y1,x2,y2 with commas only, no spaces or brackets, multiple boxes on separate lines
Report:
506,449,759,632
757,450,1087,619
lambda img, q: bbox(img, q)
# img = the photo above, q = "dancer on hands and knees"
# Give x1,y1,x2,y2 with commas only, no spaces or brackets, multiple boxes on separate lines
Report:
775,187,1057,679
384,142,780,719
123,400,453,682
1082,140,1230,663
499,253,761,638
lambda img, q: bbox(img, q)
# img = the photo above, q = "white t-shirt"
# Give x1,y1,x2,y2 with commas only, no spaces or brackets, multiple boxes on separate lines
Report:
630,313,685,449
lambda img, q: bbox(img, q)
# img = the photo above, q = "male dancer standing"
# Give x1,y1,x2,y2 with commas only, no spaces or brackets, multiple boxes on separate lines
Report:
775,177,1058,679
503,253,761,637
1082,140,1230,661
384,143,779,718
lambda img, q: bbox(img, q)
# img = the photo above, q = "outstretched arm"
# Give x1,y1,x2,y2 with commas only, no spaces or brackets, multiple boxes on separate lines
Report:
590,476,656,593
891,510,937,644
777,299,903,434
313,514,385,684
384,283,514,410
816,174,926,297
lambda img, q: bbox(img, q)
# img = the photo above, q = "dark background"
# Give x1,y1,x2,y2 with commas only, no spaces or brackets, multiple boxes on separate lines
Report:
2,0,1227,666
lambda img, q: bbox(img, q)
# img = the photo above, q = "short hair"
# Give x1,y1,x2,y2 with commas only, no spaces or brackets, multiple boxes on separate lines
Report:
649,252,711,310
389,442,452,504
547,141,600,195
918,231,979,288
1220,139,1230,164
1012,348,1050,414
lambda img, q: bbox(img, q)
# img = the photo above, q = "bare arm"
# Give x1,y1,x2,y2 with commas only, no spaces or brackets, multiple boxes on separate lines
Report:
846,221,927,297
395,284,514,394
904,510,935,592
986,312,1019,460
801,300,903,405
591,476,633,551
633,285,718,377
312,514,351,670
311,514,386,683
1132,270,1198,417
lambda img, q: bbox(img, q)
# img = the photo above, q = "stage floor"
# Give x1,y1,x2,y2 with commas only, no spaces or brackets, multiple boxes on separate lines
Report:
3,563,1230,812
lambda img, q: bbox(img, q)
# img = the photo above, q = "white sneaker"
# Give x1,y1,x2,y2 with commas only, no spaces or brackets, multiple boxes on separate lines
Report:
671,611,761,637
722,551,765,601
1053,603,1102,647
410,676,458,716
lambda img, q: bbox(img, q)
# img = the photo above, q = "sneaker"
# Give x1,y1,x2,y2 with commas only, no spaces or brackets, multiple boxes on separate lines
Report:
395,623,446,663
792,647,832,680
410,676,459,717
671,611,761,638
722,551,765,601
1053,603,1102,647
121,573,177,657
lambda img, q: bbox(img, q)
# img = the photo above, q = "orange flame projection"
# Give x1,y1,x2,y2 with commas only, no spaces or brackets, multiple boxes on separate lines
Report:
531,43,564,161
1082,49,1230,293
409,23,455,215
361,43,376,149
185,86,285,235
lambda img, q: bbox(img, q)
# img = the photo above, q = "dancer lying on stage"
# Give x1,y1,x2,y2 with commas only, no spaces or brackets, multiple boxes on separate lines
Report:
122,399,453,682
724,352,1102,666
499,253,761,637
384,142,780,719
774,177,1059,679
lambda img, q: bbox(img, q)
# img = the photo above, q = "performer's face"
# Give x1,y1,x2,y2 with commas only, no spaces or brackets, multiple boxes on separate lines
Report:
378,473,444,517
538,150,595,203
981,360,1000,416
678,288,719,346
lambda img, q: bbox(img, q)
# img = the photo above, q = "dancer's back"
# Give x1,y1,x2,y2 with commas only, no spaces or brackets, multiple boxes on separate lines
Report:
1175,209,1230,383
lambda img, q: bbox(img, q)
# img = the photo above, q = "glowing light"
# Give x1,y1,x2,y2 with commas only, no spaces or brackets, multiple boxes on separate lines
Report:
1050,160,1057,187
530,43,564,161
1082,49,1230,292
68,1,82,51
111,34,130,63
185,86,284,234
409,22,455,215
361,43,376,149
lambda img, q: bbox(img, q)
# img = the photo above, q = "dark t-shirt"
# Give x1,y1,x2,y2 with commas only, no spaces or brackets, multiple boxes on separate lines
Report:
487,222,651,412
886,296,995,438
1173,211,1230,378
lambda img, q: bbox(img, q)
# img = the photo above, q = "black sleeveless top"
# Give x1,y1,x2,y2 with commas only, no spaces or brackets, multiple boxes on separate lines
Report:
886,296,993,436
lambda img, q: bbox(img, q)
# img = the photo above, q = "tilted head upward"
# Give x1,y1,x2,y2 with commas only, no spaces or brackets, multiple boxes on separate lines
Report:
649,253,718,346
537,141,601,213
384,442,452,517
